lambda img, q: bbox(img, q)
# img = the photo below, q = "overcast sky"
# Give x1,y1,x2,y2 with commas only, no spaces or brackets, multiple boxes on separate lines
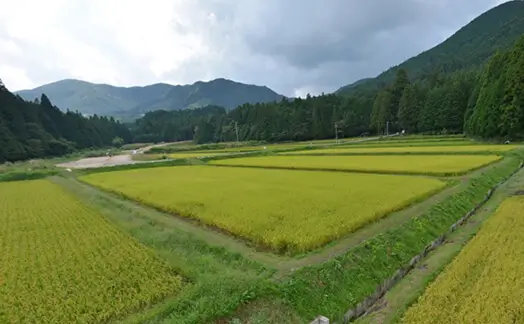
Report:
0,0,508,97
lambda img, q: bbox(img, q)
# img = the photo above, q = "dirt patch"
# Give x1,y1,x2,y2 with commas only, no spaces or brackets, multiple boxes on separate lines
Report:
57,155,134,169
214,299,303,324
513,190,524,196
56,142,185,170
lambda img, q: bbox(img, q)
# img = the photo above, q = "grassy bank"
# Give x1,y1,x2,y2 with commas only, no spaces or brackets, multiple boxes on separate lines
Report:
279,157,522,321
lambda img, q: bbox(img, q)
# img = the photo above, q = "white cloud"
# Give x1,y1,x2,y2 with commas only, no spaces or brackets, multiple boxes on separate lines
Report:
0,65,33,91
0,0,511,95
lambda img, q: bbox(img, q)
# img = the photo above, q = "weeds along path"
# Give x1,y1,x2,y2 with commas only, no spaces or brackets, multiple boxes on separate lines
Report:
52,157,514,278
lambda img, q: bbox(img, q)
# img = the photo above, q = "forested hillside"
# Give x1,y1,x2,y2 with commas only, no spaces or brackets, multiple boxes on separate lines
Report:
133,34,524,144
0,80,131,163
466,36,524,139
336,0,524,95
16,78,284,118
131,70,473,143
132,95,372,143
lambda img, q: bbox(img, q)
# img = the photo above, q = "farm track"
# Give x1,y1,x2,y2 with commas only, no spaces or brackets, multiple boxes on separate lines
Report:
50,157,513,278
55,142,177,169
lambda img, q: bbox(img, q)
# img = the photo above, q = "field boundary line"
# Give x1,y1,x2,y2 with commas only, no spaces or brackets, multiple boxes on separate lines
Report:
207,156,503,177
332,160,524,324
280,150,516,156
51,176,293,267
57,158,513,276
60,174,456,273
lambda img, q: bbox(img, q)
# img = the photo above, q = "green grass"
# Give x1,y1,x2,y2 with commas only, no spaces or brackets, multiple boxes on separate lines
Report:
371,135,466,142
79,166,446,254
0,159,60,182
76,158,191,175
131,154,170,162
339,140,475,148
278,157,521,321
149,136,374,154
216,299,303,324
354,165,524,324
149,141,261,154
210,155,503,176
168,152,231,159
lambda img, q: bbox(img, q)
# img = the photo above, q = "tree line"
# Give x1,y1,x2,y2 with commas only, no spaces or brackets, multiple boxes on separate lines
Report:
0,82,131,163
133,35,524,144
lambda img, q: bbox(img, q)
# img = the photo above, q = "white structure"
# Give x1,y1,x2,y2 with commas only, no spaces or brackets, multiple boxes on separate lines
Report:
310,315,329,324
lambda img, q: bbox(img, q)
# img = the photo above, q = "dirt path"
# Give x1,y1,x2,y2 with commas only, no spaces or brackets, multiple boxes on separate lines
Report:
135,142,174,154
57,155,134,169
56,142,179,169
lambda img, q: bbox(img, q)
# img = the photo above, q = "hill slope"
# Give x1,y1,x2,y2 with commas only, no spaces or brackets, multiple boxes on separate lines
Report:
336,0,524,95
0,79,130,163
16,78,285,118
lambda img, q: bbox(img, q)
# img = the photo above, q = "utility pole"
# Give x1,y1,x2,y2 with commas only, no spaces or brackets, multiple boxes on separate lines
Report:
234,121,239,144
386,121,389,136
334,122,339,143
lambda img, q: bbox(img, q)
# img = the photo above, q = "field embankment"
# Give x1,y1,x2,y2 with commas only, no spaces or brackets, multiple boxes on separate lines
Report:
80,166,446,254
400,195,524,324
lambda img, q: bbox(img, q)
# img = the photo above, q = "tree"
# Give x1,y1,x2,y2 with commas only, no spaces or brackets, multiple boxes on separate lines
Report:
390,69,411,116
112,136,124,147
397,84,421,133
465,41,520,139
374,89,394,134
371,69,411,134
0,83,131,162
418,87,443,133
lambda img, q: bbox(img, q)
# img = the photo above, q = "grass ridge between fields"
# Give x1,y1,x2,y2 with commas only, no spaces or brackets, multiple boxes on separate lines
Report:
279,157,522,322
400,193,524,324
78,166,448,255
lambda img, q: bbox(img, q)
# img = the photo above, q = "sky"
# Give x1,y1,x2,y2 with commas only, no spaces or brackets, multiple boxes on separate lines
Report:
0,0,509,97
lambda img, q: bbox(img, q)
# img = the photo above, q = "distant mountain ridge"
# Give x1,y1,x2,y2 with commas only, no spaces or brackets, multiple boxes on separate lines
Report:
336,0,524,95
16,78,285,118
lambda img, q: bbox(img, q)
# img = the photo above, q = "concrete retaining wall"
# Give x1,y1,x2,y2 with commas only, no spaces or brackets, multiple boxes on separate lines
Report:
317,161,524,324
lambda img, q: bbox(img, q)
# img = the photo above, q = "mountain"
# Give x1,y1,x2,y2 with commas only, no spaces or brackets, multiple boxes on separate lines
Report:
336,0,524,95
16,78,285,118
